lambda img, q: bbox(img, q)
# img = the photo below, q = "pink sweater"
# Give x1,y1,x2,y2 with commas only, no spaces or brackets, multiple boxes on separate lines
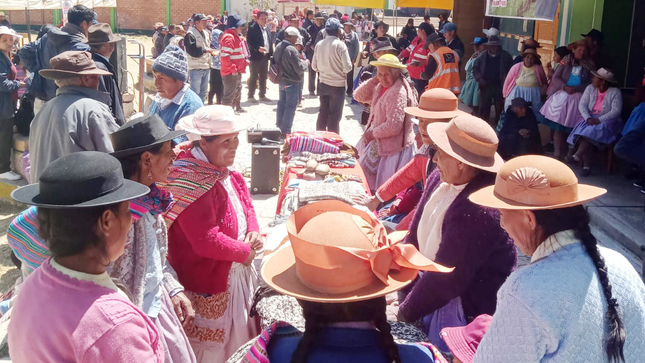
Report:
9,260,164,363
354,76,416,157
502,62,548,98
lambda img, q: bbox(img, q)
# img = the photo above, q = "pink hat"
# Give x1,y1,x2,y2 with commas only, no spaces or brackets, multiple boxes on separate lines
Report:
441,314,493,363
253,8,260,16
176,105,248,141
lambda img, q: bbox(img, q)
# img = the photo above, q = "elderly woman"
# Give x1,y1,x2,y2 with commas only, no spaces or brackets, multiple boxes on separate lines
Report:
9,152,163,362
502,48,548,120
160,105,262,363
459,37,487,115
108,115,197,363
469,155,645,362
566,68,622,176
540,40,595,159
398,115,517,352
354,54,417,190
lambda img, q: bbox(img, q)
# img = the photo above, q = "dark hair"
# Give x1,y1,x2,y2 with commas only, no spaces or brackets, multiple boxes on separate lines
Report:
168,24,176,31
327,28,339,37
116,142,166,179
67,5,95,26
258,11,268,18
377,21,389,33
554,46,571,60
290,297,401,363
533,206,625,363
423,15,430,20
37,204,123,258
306,10,314,16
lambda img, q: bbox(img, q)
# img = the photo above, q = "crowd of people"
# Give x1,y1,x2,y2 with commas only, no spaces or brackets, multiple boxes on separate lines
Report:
0,3,644,363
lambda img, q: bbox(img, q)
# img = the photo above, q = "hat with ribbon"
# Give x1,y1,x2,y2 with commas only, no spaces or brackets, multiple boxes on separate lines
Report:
405,88,467,119
261,200,453,303
469,155,607,210
591,67,617,84
39,51,112,80
176,105,248,141
12,151,149,208
110,114,187,158
369,53,407,69
88,23,122,45
427,114,504,173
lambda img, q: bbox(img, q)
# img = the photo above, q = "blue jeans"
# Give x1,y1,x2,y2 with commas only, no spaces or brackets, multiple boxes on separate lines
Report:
189,69,210,102
277,81,301,135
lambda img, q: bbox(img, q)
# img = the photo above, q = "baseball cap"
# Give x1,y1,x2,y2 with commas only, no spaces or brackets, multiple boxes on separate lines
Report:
285,27,300,37
439,22,457,33
325,17,341,31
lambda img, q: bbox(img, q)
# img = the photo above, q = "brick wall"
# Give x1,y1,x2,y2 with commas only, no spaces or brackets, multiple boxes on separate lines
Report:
6,9,54,28
115,0,167,31
170,0,221,26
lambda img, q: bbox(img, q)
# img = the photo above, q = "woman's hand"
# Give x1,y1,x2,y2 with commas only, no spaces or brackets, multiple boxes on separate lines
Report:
170,292,195,328
364,129,374,142
564,86,576,95
243,248,257,266
245,231,264,251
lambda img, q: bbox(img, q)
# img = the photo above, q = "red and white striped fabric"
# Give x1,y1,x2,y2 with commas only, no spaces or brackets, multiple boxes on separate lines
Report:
220,28,248,76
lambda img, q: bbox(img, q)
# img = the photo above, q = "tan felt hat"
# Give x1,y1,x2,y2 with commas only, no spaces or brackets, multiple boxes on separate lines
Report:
261,200,453,303
405,88,467,119
468,155,606,210
39,51,112,80
427,114,504,172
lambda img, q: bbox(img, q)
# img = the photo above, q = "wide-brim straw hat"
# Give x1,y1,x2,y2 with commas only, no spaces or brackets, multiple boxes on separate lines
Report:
591,68,617,84
262,200,453,303
176,105,248,141
369,53,407,69
405,88,467,119
427,114,504,173
469,155,607,210
40,51,112,80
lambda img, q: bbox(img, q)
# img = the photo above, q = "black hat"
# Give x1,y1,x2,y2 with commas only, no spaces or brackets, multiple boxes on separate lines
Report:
110,115,187,158
12,152,149,208
511,97,531,108
418,22,433,34
193,13,207,22
371,36,396,52
581,29,603,43
426,32,444,43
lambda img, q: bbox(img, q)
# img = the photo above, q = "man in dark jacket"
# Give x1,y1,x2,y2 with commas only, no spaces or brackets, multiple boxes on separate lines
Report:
275,27,309,135
276,16,310,50
18,5,93,112
88,23,125,126
247,11,272,102
439,22,464,61
302,10,314,31
305,13,325,96
472,35,513,126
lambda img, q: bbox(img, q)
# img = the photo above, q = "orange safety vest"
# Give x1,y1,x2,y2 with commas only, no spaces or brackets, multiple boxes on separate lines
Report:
426,46,461,94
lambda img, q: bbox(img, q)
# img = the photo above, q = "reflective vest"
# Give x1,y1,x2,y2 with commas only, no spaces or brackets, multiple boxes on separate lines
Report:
426,46,461,94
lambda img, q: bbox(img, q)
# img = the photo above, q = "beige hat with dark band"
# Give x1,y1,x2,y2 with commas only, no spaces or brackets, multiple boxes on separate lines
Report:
39,51,112,80
469,155,606,210
405,88,467,119
427,114,504,172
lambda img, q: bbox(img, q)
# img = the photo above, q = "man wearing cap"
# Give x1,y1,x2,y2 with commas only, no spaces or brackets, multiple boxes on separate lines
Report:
472,35,513,125
153,25,169,59
220,15,248,113
88,23,125,126
247,11,273,103
343,21,359,97
185,14,214,102
399,22,433,99
421,32,461,95
398,115,516,352
0,12,10,29
28,51,120,181
275,15,310,52
150,46,203,137
275,27,309,135
312,18,352,134
439,22,464,61
18,5,93,112
305,13,325,96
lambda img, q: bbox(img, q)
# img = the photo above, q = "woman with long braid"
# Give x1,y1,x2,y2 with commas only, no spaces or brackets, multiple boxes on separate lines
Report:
241,200,453,363
468,155,645,362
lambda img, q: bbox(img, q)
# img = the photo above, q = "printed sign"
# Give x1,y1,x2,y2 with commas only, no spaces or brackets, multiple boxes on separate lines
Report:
486,0,560,21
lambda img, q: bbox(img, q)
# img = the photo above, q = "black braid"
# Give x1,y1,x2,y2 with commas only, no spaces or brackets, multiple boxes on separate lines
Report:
292,298,401,363
533,206,625,363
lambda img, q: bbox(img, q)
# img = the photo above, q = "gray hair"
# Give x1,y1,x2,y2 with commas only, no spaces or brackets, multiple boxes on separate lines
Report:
378,66,402,78
54,76,84,88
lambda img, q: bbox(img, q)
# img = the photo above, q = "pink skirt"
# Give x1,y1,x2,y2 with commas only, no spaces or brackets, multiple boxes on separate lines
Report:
540,90,584,129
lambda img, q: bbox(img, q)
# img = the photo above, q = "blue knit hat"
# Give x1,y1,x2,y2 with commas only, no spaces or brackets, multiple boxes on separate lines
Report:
152,46,188,82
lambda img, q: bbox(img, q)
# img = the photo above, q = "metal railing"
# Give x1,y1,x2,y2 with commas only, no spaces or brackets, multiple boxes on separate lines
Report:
127,39,146,112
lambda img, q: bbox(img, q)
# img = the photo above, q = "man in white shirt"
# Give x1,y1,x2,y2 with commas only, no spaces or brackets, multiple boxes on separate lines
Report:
247,11,272,102
312,18,352,134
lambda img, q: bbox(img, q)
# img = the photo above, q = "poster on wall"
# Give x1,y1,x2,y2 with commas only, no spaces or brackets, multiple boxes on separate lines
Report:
486,0,560,21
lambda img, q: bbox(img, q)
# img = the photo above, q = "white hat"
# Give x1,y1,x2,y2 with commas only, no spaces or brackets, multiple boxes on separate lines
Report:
295,36,303,46
483,27,499,37
0,26,21,41
176,105,248,141
285,26,300,37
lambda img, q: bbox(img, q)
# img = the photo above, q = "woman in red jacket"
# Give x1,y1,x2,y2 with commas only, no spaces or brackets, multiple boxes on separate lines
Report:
160,105,262,363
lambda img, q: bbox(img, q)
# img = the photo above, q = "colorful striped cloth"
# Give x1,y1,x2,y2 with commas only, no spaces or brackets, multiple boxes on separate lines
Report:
129,183,174,221
158,143,229,227
287,131,344,155
7,206,49,274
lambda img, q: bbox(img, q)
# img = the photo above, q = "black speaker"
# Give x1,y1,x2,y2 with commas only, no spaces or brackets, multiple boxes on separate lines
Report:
109,36,128,91
251,144,281,194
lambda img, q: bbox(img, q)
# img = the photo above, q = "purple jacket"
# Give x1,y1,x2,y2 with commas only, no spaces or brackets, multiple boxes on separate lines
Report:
399,170,517,323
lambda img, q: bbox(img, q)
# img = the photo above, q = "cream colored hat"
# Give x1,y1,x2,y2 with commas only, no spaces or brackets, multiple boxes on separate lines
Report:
427,114,504,172
176,105,248,141
469,155,607,210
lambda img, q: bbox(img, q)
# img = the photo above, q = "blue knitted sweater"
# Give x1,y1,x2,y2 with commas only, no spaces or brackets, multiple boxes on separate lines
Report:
149,87,203,133
474,243,645,362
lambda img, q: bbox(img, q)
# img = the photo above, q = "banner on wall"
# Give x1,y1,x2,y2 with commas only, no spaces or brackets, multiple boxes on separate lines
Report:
3,0,117,11
486,0,560,21
314,0,386,8
397,0,453,10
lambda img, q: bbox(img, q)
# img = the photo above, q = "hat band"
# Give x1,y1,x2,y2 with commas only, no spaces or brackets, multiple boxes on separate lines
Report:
445,123,497,158
494,173,579,207
419,98,458,113
39,173,124,206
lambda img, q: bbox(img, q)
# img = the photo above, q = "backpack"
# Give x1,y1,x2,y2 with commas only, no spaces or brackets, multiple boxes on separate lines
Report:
269,42,288,84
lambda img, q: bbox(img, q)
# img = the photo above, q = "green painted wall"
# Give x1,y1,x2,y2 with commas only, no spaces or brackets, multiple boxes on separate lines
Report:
566,0,604,43
601,0,635,87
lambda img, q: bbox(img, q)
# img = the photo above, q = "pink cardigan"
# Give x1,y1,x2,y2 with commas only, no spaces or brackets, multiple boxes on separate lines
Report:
502,62,548,98
354,76,416,157
9,260,164,362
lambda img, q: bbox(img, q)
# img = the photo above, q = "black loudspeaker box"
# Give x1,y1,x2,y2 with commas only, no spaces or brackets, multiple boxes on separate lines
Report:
251,144,281,194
